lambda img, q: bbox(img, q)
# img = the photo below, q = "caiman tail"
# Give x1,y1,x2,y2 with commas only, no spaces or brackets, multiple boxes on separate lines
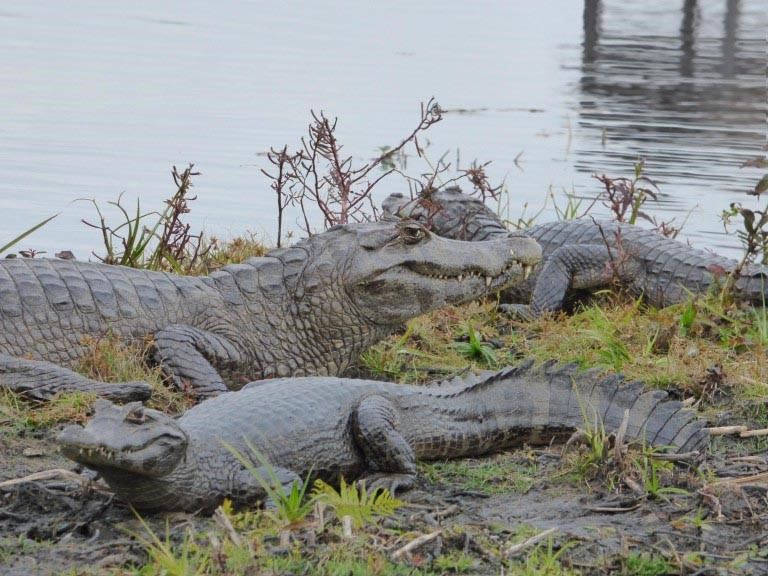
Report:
408,360,708,458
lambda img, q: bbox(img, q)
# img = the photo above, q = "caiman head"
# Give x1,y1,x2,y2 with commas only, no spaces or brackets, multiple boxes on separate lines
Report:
294,218,541,326
58,399,187,478
382,187,512,241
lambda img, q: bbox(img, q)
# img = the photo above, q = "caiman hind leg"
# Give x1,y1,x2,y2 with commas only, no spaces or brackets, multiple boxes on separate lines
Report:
0,353,151,402
352,395,417,494
501,244,637,318
153,324,254,399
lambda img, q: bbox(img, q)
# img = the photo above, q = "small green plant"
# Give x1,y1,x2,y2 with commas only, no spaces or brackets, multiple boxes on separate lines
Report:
129,514,207,576
453,324,497,366
225,440,316,526
433,551,478,573
508,537,580,576
566,408,614,482
550,186,596,221
623,551,673,576
312,477,403,528
360,322,415,378
636,449,689,501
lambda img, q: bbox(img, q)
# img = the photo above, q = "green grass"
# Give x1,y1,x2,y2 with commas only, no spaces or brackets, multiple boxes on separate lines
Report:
0,387,96,432
421,452,539,495
622,551,674,576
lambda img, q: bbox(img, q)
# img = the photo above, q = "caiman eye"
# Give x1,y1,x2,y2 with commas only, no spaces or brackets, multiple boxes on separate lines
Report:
125,406,147,424
400,223,428,244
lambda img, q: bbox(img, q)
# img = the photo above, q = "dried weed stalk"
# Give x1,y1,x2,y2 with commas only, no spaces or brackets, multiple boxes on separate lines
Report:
83,164,213,272
261,99,443,246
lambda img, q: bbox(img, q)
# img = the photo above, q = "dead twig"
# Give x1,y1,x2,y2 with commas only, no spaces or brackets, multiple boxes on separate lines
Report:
647,451,701,463
391,529,442,560
705,425,748,436
0,468,106,491
342,515,354,539
739,428,768,438
711,472,768,487
588,503,643,514
504,527,559,558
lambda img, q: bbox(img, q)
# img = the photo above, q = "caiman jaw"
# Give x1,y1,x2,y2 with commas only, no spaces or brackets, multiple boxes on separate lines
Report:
405,255,534,289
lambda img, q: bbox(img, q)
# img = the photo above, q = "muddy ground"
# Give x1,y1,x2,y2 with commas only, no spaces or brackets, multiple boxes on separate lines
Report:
1,425,767,575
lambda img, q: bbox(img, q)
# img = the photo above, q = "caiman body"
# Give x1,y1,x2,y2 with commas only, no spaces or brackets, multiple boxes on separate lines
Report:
59,360,707,512
0,220,540,400
384,188,768,317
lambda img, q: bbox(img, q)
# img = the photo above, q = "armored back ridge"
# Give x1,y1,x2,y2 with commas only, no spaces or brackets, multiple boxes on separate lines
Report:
58,360,707,512
0,219,540,400
384,188,768,317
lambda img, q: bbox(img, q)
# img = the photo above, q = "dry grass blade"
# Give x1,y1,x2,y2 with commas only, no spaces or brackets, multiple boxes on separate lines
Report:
213,505,244,547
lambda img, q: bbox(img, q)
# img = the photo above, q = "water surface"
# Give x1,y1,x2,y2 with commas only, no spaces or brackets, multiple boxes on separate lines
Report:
1,0,765,257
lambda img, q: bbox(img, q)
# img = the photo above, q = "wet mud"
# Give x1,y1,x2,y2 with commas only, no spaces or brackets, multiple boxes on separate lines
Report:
1,428,767,575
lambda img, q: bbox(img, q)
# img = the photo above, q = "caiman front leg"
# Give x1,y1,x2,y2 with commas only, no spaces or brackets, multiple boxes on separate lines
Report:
0,353,152,402
352,395,417,494
228,465,303,509
153,324,252,399
502,244,637,318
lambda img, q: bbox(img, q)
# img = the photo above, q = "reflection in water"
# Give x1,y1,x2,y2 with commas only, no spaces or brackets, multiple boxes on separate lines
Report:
575,0,766,243
680,0,696,78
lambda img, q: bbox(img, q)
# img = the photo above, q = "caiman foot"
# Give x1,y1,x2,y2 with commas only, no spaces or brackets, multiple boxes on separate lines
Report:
498,303,537,321
359,473,417,495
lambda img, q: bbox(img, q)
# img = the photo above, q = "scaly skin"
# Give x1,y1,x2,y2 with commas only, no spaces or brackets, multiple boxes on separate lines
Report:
384,188,768,317
0,220,541,401
58,360,707,512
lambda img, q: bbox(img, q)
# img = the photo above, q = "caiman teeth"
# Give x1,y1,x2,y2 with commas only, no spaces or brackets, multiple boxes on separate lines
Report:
485,276,492,287
458,274,464,282
523,264,532,280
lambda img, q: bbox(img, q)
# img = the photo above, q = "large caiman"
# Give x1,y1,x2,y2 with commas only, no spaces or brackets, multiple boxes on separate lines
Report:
58,359,707,512
383,187,768,318
0,219,540,401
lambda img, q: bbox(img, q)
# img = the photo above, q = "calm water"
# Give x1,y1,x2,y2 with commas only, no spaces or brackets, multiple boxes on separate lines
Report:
1,0,765,257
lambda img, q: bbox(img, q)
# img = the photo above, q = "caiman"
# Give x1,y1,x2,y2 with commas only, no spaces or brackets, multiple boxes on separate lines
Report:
0,219,540,401
58,360,707,512
384,187,768,317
